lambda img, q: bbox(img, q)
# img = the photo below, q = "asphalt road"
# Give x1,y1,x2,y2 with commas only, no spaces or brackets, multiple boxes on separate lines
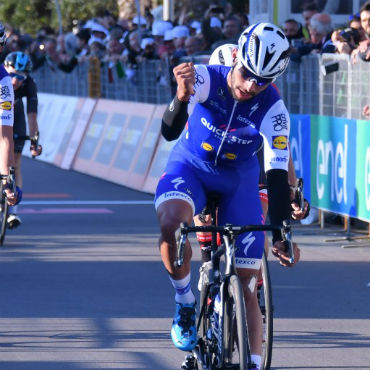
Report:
0,157,368,370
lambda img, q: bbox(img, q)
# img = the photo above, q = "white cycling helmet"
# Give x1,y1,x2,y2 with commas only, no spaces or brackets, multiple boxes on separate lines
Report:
209,43,237,66
237,22,290,79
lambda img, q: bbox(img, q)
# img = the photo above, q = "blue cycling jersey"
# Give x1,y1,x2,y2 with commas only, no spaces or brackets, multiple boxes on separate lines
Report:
177,64,290,170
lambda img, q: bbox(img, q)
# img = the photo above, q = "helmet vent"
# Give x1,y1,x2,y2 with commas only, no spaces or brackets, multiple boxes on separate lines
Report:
218,49,225,65
263,26,274,31
263,49,275,70
254,36,260,66
276,30,286,39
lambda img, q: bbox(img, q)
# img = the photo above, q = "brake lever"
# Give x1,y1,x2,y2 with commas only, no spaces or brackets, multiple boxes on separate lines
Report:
282,220,294,264
174,222,188,268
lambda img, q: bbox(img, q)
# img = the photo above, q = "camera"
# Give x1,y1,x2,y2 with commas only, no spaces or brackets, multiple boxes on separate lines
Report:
211,6,224,14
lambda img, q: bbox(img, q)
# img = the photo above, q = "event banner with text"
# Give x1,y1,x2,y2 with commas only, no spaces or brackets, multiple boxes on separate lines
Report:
290,114,370,222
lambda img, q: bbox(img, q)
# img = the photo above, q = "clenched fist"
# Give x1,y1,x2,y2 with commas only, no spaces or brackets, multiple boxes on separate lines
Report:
173,62,196,102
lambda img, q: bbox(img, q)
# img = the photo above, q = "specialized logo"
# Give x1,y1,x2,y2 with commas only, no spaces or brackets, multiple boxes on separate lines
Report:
169,99,175,112
272,135,288,150
0,86,11,99
217,87,226,100
272,113,288,131
0,101,12,110
224,152,237,160
249,103,259,117
171,177,185,190
241,232,256,256
201,142,214,151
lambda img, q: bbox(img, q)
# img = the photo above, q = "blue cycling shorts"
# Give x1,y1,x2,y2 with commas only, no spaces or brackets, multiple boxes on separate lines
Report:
155,147,265,270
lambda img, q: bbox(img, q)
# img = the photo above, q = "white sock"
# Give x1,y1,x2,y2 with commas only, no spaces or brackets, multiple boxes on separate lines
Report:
251,354,261,369
169,273,195,304
9,205,18,214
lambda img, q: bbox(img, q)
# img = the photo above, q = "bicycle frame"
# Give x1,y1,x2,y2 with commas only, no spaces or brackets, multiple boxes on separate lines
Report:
176,221,293,370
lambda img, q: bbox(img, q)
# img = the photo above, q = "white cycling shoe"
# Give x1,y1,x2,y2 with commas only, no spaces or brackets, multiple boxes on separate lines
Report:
7,214,22,229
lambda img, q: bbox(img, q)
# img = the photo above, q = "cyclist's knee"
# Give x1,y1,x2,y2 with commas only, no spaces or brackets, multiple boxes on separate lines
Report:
238,270,259,299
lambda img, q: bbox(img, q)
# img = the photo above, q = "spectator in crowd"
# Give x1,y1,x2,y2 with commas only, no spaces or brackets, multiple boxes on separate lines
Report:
302,3,319,40
158,29,176,60
152,20,173,58
139,37,159,60
352,1,370,62
211,15,243,50
296,13,335,57
282,19,305,43
97,9,116,32
131,15,148,32
331,26,362,55
171,25,190,61
75,28,91,59
184,36,204,56
189,20,201,36
201,5,225,51
281,18,306,62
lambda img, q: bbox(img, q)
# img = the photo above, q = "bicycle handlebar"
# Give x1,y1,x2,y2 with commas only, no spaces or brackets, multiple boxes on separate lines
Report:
175,221,295,267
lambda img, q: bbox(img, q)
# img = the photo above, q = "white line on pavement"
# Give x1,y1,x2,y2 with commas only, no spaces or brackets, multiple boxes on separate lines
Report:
21,200,154,205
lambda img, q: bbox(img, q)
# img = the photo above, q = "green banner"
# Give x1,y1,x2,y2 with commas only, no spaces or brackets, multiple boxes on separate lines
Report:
356,120,370,221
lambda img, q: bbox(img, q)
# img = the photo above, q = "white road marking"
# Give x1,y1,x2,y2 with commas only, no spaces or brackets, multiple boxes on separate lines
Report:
21,200,154,205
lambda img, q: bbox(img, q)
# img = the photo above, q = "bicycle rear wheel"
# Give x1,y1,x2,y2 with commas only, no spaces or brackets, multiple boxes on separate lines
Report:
260,252,273,370
0,190,8,246
223,274,249,370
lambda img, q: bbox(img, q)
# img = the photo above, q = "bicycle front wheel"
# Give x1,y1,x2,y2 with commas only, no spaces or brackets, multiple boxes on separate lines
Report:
260,252,273,370
0,191,8,246
223,274,249,370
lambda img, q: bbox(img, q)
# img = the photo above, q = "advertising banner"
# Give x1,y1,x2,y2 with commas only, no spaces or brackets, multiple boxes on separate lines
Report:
24,93,79,163
290,114,311,201
310,115,357,217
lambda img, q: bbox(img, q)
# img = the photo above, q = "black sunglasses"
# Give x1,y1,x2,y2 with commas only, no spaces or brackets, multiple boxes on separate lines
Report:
238,65,274,86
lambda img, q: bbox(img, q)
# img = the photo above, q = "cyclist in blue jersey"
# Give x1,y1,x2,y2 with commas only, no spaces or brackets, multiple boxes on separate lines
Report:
196,43,309,264
4,52,42,227
155,23,303,369
0,23,19,205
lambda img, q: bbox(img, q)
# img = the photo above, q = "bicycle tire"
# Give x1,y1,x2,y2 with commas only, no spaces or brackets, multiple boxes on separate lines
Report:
195,282,214,370
260,252,273,370
223,274,249,370
0,190,8,246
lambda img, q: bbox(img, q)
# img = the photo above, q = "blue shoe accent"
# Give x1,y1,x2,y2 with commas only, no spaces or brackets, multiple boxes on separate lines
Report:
171,302,197,351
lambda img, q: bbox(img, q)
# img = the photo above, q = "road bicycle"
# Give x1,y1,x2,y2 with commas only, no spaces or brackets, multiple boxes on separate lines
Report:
176,193,294,370
0,167,16,245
